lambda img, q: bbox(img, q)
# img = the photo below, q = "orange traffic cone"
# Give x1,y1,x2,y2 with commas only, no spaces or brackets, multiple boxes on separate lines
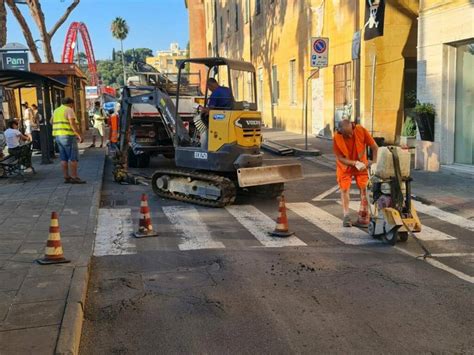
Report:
36,212,70,265
133,194,159,238
269,195,294,238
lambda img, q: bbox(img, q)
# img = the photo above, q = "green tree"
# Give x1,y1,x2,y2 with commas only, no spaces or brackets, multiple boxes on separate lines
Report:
111,17,129,84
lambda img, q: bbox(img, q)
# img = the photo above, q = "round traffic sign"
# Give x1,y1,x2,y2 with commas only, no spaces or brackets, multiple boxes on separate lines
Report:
313,39,327,54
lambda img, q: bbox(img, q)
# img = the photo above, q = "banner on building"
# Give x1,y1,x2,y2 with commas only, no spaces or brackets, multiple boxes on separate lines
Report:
85,86,99,99
364,0,385,41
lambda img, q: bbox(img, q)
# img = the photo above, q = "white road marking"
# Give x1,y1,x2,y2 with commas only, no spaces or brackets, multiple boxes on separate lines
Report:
312,184,339,201
394,247,474,284
430,253,474,258
343,201,456,241
287,202,378,245
412,200,474,232
313,183,361,201
162,206,225,251
226,205,306,247
94,208,136,256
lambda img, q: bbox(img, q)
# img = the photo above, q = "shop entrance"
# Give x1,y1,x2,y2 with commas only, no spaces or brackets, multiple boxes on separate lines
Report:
454,42,474,165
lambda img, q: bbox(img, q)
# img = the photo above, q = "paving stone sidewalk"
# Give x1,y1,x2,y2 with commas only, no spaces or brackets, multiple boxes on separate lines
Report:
0,137,105,354
263,128,474,220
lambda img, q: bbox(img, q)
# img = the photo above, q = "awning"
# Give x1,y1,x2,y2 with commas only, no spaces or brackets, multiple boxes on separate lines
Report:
0,69,66,89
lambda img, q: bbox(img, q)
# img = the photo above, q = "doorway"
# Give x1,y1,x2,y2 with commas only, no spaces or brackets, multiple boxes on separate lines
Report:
454,42,474,165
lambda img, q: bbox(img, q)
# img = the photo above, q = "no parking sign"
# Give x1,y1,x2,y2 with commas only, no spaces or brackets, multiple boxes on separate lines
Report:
311,37,329,68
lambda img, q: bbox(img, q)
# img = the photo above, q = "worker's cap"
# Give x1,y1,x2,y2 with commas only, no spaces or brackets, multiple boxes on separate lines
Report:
61,97,74,105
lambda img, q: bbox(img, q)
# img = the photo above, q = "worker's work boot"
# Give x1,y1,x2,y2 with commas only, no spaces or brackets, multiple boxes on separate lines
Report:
343,215,352,227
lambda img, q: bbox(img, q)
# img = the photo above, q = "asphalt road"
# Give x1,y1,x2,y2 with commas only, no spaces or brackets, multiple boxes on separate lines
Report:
79,153,474,354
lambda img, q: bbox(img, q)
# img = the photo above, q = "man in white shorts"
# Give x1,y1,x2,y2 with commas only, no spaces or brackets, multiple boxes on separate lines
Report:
90,101,106,148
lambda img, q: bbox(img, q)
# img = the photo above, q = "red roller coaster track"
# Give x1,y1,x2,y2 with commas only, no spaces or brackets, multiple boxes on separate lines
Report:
61,22,98,86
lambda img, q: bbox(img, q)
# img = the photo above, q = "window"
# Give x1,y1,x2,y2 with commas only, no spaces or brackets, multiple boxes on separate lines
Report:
220,16,223,42
271,65,279,105
289,59,297,105
235,4,239,31
245,0,250,23
256,0,261,15
334,63,352,127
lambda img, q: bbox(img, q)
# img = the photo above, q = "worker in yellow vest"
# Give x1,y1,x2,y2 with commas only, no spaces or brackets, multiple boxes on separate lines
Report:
52,97,86,184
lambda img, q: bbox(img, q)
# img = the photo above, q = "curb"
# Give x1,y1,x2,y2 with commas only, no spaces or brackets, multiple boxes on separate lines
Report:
55,150,106,355
263,140,321,157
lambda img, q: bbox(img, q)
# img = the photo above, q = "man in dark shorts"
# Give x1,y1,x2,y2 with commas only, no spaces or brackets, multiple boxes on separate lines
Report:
52,97,86,184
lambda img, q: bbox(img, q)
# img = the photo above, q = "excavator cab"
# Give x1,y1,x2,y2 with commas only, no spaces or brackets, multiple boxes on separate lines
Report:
173,58,263,172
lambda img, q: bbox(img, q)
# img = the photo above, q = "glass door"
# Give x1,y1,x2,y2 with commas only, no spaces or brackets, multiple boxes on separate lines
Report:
454,42,474,165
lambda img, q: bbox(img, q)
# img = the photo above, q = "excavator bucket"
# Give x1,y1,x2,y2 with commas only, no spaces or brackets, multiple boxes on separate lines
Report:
237,163,304,188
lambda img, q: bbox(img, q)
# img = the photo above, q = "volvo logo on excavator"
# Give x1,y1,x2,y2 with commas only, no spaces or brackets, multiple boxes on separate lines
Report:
235,118,261,129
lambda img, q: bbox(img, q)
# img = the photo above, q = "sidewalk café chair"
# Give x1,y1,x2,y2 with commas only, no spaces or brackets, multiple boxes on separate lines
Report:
0,142,36,178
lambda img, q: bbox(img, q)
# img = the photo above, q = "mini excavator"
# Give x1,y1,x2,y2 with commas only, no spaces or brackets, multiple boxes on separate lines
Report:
114,57,303,207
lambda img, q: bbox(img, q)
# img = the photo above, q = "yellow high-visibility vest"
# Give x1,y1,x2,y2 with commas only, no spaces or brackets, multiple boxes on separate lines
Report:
52,105,75,136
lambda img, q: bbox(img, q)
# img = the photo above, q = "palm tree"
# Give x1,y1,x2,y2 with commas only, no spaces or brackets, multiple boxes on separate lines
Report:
111,17,129,85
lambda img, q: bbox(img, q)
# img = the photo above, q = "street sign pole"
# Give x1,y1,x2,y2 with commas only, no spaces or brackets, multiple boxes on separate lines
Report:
304,37,329,151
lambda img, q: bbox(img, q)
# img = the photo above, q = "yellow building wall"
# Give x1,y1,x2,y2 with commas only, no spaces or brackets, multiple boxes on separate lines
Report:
202,0,418,142
420,0,470,11
360,0,418,142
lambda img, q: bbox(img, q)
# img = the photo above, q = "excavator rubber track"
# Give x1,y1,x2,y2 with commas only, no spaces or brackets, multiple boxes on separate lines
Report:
151,168,237,207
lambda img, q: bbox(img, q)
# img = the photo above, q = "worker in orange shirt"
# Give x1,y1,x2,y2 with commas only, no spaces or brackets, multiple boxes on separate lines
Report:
108,108,119,153
333,119,378,228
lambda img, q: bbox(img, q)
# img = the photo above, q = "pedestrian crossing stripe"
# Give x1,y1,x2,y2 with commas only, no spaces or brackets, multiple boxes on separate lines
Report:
94,208,136,256
225,205,306,247
162,205,225,251
286,202,378,245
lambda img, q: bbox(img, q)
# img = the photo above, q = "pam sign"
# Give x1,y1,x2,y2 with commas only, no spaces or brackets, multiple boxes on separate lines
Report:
1,52,29,71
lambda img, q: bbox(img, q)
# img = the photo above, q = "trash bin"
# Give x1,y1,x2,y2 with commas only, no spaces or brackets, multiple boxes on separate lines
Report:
414,114,434,142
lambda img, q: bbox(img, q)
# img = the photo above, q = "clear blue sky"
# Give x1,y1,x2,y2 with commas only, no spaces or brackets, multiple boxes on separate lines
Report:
5,0,189,60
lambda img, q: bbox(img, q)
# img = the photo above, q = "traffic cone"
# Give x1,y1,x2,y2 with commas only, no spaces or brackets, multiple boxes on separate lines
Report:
133,194,159,238
269,195,294,238
36,212,70,265
355,195,370,227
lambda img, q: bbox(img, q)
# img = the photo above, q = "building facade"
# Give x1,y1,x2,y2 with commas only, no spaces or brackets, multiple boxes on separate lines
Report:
417,0,474,170
188,0,418,144
146,43,188,74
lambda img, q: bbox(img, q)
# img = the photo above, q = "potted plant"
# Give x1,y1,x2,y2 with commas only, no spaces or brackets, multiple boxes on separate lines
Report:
400,115,417,147
413,101,436,142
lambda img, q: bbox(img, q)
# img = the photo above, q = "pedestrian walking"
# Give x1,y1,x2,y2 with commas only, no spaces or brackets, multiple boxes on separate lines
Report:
90,101,106,148
30,104,42,150
52,97,86,184
21,101,34,141
333,119,378,228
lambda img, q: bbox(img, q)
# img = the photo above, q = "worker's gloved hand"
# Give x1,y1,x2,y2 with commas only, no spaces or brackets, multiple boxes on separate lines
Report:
369,163,377,175
355,161,366,171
